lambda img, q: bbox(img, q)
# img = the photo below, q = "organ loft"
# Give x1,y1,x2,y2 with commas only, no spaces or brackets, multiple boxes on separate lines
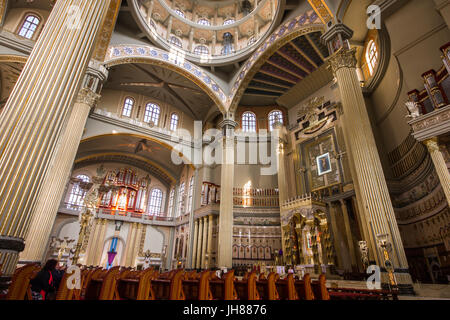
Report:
0,0,449,301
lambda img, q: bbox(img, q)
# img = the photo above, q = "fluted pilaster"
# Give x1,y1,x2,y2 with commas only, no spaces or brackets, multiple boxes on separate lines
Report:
217,118,237,268
206,215,214,268
425,138,450,205
196,218,203,269
329,48,411,286
191,219,199,268
339,199,357,269
19,70,104,263
201,216,208,269
0,0,111,276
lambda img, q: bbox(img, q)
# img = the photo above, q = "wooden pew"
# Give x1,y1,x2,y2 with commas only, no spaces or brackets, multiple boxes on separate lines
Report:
256,272,280,300
234,271,260,300
209,270,238,300
81,267,102,299
311,274,330,300
84,267,122,300
182,270,213,300
152,269,185,300
328,287,397,300
275,273,298,300
116,268,156,300
6,264,41,300
294,273,315,300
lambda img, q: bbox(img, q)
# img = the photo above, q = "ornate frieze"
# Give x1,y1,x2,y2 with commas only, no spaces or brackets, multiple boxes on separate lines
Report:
408,99,450,142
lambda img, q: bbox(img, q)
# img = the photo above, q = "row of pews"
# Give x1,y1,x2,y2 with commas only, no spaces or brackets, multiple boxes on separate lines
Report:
2,264,398,300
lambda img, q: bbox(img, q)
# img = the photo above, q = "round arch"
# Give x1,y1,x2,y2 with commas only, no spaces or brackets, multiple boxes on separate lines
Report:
79,132,196,171
103,45,227,114
228,11,325,113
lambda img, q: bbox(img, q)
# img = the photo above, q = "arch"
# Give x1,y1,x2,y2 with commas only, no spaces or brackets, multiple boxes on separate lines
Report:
122,96,135,117
148,187,164,215
268,109,284,131
79,132,195,170
170,36,183,48
228,11,325,113
16,12,44,40
144,102,161,125
170,112,179,131
104,45,227,113
241,111,257,132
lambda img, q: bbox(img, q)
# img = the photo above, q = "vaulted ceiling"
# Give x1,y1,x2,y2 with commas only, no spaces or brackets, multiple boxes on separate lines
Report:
240,30,330,106
105,63,217,120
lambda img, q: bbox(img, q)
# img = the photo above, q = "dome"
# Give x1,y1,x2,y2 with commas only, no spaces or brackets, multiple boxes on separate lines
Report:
130,0,284,66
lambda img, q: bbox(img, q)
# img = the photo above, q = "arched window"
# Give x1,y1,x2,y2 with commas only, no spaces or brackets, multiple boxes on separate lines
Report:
366,40,378,76
268,110,283,131
194,45,209,55
67,175,90,209
242,112,256,132
223,19,235,26
170,36,182,48
122,97,134,117
18,14,40,39
186,177,194,214
148,188,163,215
177,182,185,217
170,113,179,131
175,9,185,18
168,188,175,216
197,18,210,26
144,103,160,125
221,32,234,55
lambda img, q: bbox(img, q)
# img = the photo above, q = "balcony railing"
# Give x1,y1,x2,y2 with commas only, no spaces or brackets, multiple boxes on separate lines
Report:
59,202,174,224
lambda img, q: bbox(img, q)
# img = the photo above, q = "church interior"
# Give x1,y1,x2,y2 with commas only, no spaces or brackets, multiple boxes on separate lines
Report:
0,0,450,301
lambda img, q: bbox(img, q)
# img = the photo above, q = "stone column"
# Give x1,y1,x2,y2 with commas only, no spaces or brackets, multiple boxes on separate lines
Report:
425,138,450,205
130,223,143,267
217,117,237,268
196,218,204,269
206,215,214,268
93,219,107,266
201,216,208,269
192,219,199,269
84,219,101,266
166,16,173,40
328,203,343,269
322,24,412,290
187,168,199,268
339,199,358,270
0,0,111,276
19,64,107,264
274,124,288,205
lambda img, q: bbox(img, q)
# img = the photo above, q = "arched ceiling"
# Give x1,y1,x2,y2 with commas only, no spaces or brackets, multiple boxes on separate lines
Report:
105,62,217,120
240,30,329,106
76,134,187,185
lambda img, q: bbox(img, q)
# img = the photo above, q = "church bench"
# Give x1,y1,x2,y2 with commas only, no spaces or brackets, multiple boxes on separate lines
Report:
209,270,238,300
294,274,315,300
256,272,280,300
275,273,297,300
116,269,156,300
311,274,330,300
152,269,185,300
84,267,121,300
234,272,260,300
6,264,41,300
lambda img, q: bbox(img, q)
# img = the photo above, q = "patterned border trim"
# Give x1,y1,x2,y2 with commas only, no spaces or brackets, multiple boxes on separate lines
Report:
104,45,227,113
228,11,325,113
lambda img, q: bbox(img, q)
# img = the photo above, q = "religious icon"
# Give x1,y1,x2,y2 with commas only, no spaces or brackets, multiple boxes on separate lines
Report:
317,153,332,176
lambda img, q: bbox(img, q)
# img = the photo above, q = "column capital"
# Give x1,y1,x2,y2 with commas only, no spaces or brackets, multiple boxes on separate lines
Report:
328,48,358,75
424,137,440,152
75,88,101,107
